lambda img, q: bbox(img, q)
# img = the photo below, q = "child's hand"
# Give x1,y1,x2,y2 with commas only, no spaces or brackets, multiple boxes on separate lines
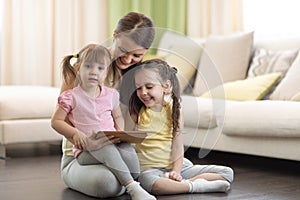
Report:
168,171,182,182
73,130,87,151
84,131,120,151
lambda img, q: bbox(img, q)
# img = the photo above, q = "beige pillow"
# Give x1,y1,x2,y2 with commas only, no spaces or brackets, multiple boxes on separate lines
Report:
269,52,300,100
193,32,254,96
142,53,200,93
157,31,204,93
291,92,300,101
201,73,281,101
165,53,199,93
142,54,165,61
247,48,298,78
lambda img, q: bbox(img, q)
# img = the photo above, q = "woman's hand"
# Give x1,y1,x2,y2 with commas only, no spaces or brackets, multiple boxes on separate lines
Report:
83,131,121,151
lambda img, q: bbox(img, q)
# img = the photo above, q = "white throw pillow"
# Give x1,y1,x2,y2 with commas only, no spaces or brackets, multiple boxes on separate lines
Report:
193,32,254,96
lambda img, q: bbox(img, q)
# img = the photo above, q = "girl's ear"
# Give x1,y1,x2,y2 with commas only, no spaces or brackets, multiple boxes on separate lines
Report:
163,80,172,94
163,80,172,105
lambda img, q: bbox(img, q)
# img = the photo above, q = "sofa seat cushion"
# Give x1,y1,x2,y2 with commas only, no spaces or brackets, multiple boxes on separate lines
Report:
0,86,60,120
223,100,300,137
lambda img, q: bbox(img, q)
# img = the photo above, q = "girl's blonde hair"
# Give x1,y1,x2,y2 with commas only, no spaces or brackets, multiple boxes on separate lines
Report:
129,59,181,132
61,44,111,87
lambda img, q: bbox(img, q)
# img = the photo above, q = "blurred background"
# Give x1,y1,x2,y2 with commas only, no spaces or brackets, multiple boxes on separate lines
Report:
1,0,300,87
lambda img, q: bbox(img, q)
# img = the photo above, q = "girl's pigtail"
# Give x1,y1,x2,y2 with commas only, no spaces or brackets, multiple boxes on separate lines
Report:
169,67,181,132
61,54,77,86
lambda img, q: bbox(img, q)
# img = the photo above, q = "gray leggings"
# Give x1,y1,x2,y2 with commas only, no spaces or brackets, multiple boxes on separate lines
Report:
138,158,234,192
76,143,136,185
61,142,139,198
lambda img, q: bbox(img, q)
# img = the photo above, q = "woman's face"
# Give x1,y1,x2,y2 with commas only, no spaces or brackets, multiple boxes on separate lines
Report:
113,34,147,70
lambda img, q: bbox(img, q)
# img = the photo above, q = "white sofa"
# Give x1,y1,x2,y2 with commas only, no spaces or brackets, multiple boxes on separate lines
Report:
0,86,62,158
2,32,300,162
155,31,300,161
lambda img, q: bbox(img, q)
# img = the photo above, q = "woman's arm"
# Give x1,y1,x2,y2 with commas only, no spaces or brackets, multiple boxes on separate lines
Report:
51,106,85,150
169,108,184,181
126,113,137,131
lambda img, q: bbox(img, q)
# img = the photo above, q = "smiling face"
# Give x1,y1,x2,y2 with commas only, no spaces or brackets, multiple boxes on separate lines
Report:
113,34,147,70
134,68,170,111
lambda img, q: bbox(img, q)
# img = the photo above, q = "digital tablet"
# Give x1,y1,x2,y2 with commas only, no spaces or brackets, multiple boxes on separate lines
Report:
97,131,148,143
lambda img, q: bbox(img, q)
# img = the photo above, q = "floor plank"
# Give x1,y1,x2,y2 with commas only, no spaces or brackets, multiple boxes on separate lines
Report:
1,144,300,200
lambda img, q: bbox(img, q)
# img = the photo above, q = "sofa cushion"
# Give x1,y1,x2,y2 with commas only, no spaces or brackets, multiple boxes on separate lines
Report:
165,53,200,92
200,73,281,101
182,95,219,129
291,92,300,101
156,31,204,92
269,52,300,100
0,86,60,120
222,100,300,137
143,53,200,93
142,54,165,61
247,48,298,78
193,32,254,96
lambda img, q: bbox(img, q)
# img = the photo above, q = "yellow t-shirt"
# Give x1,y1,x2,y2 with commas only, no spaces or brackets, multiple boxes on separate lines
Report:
136,104,173,172
62,137,73,156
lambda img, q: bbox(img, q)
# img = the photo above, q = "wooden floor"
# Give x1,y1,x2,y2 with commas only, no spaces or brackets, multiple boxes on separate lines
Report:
1,143,300,200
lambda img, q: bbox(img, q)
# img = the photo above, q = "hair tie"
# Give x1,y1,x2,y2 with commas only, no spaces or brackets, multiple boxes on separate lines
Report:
171,67,178,73
73,53,78,58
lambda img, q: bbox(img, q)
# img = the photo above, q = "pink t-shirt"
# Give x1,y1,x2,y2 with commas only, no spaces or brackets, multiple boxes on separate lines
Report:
58,85,120,157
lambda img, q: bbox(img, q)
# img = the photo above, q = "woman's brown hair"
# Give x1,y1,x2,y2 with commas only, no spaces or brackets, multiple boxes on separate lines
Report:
106,12,155,87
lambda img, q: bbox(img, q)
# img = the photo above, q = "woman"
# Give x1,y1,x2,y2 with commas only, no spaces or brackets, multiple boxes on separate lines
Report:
58,12,155,198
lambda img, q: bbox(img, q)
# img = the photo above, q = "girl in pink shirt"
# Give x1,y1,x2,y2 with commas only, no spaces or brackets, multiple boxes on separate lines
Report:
51,44,156,200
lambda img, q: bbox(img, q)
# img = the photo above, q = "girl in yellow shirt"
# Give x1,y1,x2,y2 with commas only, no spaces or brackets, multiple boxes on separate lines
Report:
128,59,234,195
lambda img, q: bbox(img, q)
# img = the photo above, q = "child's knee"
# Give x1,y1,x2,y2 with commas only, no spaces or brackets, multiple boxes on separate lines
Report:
138,172,159,193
